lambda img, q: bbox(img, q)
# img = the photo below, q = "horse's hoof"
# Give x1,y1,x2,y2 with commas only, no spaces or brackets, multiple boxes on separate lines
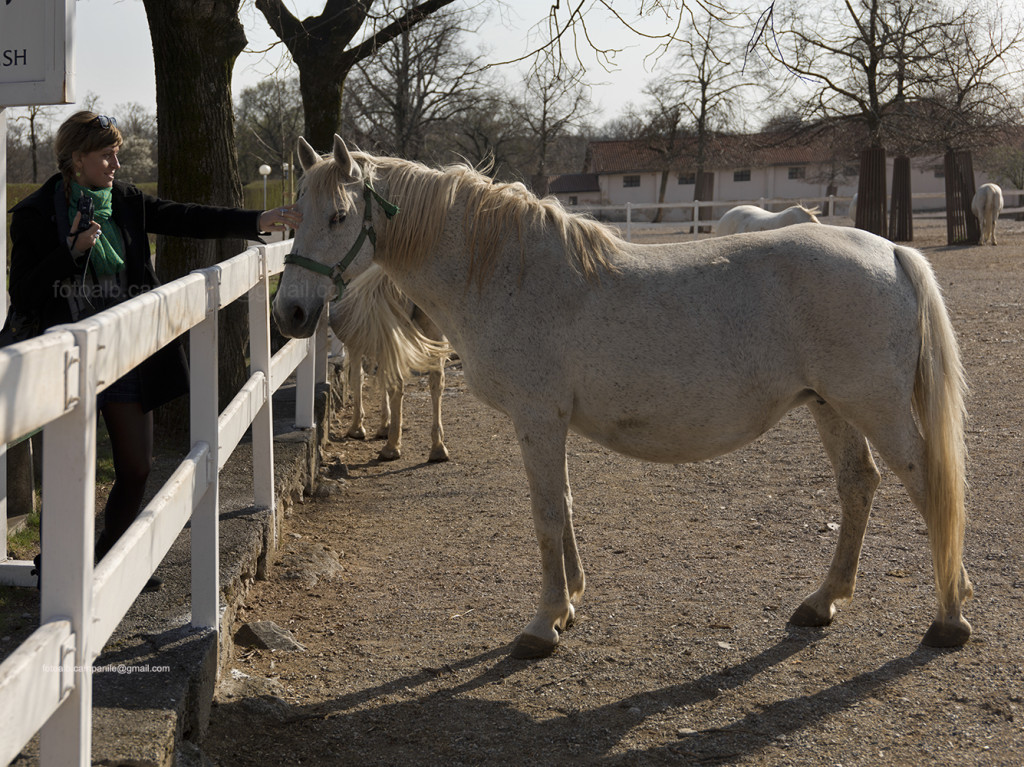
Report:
922,617,971,648
347,427,367,440
428,446,450,463
377,447,401,461
510,633,558,659
374,427,390,440
788,602,833,628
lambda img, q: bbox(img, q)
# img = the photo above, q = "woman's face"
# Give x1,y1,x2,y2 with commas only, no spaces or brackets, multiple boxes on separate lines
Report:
75,144,121,189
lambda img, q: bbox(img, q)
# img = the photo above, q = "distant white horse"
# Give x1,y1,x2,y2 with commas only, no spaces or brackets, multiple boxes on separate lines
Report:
274,135,972,659
329,264,451,462
971,183,1003,246
716,204,821,235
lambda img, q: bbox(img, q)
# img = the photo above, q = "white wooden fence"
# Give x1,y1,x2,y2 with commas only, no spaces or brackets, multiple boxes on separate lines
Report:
0,238,324,766
578,190,1024,240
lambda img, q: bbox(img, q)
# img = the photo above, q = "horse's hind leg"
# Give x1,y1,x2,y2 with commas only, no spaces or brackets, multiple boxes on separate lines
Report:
375,377,392,440
427,365,450,462
346,355,367,440
791,402,880,628
863,415,972,647
377,382,403,461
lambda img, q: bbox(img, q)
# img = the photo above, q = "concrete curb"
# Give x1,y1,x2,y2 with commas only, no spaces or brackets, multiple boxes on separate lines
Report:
11,365,342,767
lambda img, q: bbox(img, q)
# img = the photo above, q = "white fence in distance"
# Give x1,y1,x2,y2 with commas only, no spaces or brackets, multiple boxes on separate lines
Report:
0,238,324,767
575,190,1024,240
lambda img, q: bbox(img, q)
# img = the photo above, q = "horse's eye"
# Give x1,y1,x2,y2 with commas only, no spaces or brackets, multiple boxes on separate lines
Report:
330,210,346,226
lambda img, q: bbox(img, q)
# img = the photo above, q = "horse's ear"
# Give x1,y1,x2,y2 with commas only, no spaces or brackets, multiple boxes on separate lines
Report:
297,137,320,172
333,134,362,182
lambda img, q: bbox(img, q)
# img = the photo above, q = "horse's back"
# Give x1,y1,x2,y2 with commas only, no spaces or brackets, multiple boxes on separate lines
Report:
716,205,771,235
561,225,925,461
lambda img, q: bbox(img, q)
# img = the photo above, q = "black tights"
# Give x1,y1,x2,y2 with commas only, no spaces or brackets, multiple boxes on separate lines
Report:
94,402,153,559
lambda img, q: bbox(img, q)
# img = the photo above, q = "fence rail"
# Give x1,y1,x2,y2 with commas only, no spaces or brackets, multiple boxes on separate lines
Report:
573,190,1024,240
0,238,320,767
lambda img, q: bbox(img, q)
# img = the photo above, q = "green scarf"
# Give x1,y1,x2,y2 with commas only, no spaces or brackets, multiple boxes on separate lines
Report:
68,182,126,277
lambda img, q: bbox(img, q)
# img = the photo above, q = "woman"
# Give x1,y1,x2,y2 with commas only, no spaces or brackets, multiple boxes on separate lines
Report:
8,110,302,586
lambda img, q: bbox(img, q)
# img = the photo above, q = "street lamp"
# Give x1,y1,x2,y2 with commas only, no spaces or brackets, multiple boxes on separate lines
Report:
282,162,291,205
258,164,271,210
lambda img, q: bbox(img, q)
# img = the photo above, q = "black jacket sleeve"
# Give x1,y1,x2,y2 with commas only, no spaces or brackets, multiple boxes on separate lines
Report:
9,203,81,316
141,194,264,241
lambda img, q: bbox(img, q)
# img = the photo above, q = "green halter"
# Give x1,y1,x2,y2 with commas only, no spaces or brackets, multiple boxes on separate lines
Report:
284,180,399,297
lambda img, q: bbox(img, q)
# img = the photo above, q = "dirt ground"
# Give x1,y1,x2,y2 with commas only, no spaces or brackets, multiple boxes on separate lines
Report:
201,220,1024,766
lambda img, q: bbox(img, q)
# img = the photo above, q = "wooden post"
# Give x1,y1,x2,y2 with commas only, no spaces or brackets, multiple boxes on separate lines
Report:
855,146,887,236
889,156,914,242
944,150,980,245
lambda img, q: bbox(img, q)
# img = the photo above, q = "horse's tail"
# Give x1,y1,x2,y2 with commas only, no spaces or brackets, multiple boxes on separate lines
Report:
895,246,971,617
330,264,450,389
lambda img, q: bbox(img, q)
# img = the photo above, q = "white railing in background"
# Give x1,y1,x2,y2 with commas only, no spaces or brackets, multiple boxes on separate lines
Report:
0,238,325,767
575,190,1024,241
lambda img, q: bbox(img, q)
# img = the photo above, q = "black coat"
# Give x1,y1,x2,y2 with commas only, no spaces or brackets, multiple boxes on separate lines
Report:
9,174,265,411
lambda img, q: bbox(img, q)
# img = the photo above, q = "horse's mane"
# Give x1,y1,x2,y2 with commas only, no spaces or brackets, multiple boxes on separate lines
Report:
792,204,821,222
333,152,623,287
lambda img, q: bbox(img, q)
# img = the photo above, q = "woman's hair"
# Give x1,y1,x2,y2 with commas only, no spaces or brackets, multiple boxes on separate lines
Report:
54,110,123,201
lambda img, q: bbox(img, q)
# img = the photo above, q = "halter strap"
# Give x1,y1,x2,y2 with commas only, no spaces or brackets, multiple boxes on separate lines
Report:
284,180,399,298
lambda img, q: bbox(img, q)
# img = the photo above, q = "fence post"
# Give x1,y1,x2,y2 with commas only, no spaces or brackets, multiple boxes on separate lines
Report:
190,273,220,630
692,200,701,238
315,309,330,387
38,328,93,767
248,250,275,528
625,202,632,242
294,336,316,430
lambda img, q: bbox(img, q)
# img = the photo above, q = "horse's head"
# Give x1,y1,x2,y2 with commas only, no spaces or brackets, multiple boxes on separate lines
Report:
272,134,393,338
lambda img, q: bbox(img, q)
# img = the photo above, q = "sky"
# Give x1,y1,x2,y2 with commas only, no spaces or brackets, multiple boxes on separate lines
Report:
49,0,672,126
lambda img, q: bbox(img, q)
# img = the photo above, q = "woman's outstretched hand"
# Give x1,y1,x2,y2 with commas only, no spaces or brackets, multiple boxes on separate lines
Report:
260,204,303,232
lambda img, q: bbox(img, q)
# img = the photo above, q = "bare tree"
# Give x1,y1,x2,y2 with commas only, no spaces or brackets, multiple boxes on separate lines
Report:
755,0,1006,236
10,105,60,183
253,0,460,151
519,49,594,195
112,102,158,184
906,3,1024,154
447,89,529,179
235,77,305,182
344,6,487,161
637,12,762,222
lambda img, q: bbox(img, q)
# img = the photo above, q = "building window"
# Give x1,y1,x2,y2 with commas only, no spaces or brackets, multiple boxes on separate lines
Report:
733,169,751,182
677,172,696,185
933,166,945,179
623,175,641,188
788,166,805,180
569,196,578,206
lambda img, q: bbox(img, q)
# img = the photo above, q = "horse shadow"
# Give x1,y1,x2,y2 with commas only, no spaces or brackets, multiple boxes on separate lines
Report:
208,628,950,765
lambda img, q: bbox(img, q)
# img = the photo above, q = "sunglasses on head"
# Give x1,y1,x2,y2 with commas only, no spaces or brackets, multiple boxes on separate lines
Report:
93,115,117,129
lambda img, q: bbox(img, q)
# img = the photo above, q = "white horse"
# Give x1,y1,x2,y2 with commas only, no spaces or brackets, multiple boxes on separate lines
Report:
971,183,1003,246
330,264,451,462
716,204,821,236
273,135,972,659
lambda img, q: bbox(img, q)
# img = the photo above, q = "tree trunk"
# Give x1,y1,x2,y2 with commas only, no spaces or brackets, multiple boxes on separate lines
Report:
298,62,348,152
142,0,249,429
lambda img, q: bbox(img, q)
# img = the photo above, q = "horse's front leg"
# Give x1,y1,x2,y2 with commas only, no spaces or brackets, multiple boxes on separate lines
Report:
346,355,367,440
377,382,403,461
510,416,580,659
427,365,450,462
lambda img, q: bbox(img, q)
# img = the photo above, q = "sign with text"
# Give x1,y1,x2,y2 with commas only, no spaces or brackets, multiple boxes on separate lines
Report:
0,0,75,106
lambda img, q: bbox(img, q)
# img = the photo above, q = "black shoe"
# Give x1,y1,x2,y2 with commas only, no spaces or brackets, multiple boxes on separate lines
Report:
143,575,163,592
